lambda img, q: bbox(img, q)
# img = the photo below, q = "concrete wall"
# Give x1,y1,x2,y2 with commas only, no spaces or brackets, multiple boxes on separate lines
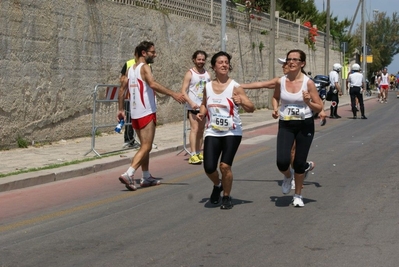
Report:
0,0,341,149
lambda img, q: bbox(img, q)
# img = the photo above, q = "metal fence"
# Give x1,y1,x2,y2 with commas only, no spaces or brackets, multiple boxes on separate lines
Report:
109,0,336,50
85,84,137,157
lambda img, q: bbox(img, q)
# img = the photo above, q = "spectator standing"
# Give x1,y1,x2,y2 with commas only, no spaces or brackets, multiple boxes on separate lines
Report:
347,63,367,119
180,50,211,164
328,63,343,118
120,58,137,148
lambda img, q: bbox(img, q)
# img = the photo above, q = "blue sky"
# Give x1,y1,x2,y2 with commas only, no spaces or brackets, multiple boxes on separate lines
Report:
313,0,399,73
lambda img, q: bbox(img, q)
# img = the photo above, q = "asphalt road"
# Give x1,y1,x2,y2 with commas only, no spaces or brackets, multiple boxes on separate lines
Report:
1,94,398,267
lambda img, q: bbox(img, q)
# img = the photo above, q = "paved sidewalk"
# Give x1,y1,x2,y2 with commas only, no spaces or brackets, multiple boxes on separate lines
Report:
0,95,356,192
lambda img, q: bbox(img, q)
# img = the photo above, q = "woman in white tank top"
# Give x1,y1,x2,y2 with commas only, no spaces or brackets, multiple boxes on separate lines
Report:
273,49,323,207
196,51,255,209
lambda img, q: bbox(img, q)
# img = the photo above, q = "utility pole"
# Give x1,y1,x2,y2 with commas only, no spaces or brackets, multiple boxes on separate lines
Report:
348,0,362,35
268,0,276,109
361,0,367,83
221,0,226,51
325,0,330,74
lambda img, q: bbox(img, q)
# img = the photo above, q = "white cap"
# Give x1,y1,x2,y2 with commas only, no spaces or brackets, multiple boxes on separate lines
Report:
277,58,286,64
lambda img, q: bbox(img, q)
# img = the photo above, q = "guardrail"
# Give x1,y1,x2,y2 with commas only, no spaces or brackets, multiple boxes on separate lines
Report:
109,0,336,50
85,84,137,157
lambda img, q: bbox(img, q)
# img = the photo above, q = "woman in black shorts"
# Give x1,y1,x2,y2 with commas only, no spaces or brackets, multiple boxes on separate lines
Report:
197,51,254,209
273,49,323,207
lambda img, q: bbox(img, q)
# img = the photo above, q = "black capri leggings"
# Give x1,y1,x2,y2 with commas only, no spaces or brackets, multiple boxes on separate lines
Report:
276,118,314,174
203,135,242,174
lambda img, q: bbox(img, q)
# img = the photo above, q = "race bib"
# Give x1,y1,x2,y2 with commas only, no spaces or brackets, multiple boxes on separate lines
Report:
210,114,234,131
281,104,305,121
196,92,203,101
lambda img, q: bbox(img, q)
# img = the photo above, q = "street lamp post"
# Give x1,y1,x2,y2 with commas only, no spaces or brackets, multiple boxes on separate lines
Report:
361,0,367,84
325,0,330,75
221,0,226,51
268,0,276,109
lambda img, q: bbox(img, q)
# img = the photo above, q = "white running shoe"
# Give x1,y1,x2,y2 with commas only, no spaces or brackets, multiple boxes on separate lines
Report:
292,195,305,207
119,173,137,191
281,169,293,194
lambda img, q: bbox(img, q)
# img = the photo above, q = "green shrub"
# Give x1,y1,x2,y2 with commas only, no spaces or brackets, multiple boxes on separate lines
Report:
17,136,29,148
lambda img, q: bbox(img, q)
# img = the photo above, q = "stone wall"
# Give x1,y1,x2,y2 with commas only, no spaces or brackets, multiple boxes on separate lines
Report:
0,0,341,149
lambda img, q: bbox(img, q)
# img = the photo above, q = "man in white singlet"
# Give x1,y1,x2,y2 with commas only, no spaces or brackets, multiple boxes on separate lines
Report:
379,67,389,103
180,50,211,164
117,41,186,191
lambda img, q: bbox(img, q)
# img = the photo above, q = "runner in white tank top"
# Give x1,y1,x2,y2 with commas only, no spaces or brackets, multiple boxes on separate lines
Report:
116,41,185,191
185,68,211,111
204,80,243,137
279,75,313,121
128,62,157,119
273,49,323,207
196,51,254,209
379,68,389,103
180,51,211,164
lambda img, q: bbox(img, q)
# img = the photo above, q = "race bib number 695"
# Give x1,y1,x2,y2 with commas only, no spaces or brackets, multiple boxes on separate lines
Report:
210,114,233,131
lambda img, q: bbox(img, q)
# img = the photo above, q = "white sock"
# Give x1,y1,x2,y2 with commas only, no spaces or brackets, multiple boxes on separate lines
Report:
142,171,151,179
127,167,135,177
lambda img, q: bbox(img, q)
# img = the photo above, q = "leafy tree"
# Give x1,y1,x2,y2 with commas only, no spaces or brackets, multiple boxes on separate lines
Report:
232,0,399,76
351,12,399,76
232,0,350,41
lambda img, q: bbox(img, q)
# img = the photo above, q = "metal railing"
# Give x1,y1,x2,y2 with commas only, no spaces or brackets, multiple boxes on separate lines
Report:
108,0,334,49
85,84,139,157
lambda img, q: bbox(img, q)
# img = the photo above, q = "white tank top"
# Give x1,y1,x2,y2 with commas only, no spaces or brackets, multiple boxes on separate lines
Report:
380,73,389,85
128,63,157,119
279,75,313,120
185,69,211,110
204,80,242,137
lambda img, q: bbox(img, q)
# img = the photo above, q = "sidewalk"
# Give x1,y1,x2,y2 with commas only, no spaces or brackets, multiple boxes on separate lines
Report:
0,94,356,192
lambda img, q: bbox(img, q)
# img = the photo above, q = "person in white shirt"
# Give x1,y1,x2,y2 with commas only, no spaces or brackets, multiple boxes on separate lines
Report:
347,63,367,119
272,49,323,207
378,68,389,103
328,63,343,118
197,51,255,209
117,41,186,191
180,50,211,164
